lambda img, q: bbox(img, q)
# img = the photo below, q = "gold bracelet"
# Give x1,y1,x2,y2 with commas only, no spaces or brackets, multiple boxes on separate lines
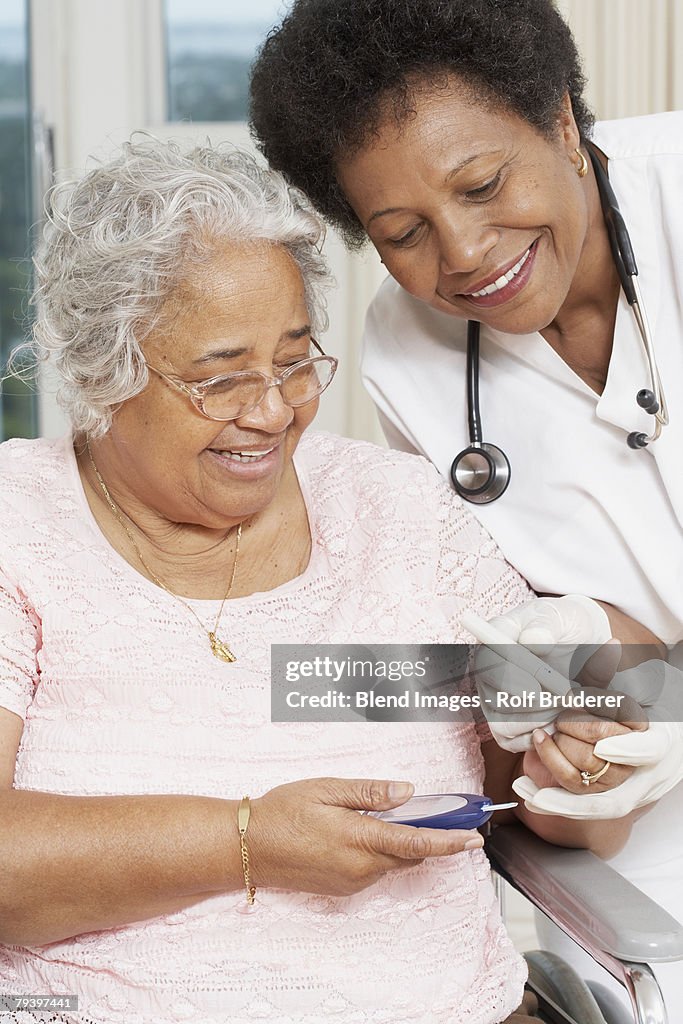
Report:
237,796,256,905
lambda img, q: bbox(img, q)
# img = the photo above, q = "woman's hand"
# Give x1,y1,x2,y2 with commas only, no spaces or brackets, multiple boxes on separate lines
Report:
248,777,483,897
504,710,646,855
514,660,683,820
520,711,645,794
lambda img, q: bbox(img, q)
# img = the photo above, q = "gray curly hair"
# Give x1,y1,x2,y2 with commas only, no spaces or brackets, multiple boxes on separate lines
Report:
28,136,332,437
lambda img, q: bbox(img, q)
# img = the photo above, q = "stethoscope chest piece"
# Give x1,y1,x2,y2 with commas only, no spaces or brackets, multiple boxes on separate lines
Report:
451,441,511,504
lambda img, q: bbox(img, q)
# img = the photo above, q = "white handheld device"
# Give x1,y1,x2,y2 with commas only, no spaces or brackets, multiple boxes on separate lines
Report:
460,610,572,697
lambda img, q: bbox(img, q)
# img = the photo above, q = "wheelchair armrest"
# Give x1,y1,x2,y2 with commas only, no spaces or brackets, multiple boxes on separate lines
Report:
485,823,683,965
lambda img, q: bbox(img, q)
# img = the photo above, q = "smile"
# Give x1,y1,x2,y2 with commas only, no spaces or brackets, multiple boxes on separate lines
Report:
460,239,539,309
206,444,282,478
213,447,276,463
467,246,533,297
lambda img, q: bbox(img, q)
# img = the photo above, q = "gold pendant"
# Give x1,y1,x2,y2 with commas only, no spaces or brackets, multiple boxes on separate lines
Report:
208,632,236,663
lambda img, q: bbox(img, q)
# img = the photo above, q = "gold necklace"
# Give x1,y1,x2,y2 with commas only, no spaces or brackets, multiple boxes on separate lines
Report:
87,443,241,663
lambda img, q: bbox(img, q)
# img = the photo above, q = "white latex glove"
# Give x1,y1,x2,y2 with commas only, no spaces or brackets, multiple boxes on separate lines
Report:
485,594,612,677
473,595,612,752
513,660,683,819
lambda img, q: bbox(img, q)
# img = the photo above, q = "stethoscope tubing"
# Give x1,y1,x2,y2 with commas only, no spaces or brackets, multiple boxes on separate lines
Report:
466,319,483,444
587,146,668,436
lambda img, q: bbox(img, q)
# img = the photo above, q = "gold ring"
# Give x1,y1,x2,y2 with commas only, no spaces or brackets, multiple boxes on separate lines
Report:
580,759,611,786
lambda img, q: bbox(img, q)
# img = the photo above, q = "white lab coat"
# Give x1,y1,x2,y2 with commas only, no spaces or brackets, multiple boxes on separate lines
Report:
361,111,683,1008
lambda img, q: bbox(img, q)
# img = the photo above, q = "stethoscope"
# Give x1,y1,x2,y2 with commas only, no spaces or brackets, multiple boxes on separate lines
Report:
451,143,669,505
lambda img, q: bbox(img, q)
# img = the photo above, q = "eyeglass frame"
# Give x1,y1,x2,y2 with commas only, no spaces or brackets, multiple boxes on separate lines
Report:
145,338,338,422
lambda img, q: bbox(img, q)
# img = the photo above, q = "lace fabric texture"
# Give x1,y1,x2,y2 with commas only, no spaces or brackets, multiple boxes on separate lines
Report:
0,431,530,1024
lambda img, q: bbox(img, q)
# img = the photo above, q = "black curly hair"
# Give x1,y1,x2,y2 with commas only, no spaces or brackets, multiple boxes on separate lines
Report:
250,0,594,248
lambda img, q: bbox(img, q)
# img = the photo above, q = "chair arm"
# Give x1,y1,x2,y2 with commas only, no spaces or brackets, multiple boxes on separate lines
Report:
485,823,683,965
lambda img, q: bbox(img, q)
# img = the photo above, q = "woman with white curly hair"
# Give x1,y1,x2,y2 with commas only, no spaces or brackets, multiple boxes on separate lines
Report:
0,138,638,1024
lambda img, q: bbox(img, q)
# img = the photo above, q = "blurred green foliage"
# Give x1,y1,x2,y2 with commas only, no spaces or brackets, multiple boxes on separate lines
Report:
168,54,253,122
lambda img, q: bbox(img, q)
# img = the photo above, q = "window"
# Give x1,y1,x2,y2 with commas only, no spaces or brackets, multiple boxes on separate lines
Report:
165,0,291,123
0,0,36,440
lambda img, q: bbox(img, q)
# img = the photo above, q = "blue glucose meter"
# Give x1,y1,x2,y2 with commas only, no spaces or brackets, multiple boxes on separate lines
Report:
369,794,517,830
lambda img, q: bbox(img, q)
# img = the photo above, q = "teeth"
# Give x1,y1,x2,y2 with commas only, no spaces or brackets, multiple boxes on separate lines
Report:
214,448,274,463
468,245,533,298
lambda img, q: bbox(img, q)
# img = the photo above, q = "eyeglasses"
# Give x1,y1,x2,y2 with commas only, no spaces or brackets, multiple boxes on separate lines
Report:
146,339,338,421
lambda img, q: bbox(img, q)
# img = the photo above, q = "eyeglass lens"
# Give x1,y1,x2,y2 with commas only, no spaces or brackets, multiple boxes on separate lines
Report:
201,358,335,419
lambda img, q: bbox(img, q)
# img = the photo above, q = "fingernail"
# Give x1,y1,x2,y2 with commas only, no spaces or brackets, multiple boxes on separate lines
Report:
533,729,546,744
465,836,484,850
388,782,413,800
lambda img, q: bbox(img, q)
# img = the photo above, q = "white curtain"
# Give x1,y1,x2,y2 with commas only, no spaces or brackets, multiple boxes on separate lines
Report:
557,0,683,120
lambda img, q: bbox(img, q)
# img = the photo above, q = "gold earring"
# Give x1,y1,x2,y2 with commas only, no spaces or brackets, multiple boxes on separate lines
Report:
575,147,588,178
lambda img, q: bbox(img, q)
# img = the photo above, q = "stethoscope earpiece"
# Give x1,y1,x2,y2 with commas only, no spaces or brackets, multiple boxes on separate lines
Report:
627,431,649,450
636,389,659,415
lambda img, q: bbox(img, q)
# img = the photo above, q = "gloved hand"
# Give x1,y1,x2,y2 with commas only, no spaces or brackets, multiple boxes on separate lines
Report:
513,660,683,819
483,594,612,676
472,595,612,752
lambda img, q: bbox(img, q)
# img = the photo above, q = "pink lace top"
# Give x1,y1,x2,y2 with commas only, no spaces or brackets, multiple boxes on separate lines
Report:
0,431,530,1024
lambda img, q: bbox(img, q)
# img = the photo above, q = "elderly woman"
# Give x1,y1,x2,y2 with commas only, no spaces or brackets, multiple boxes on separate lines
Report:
0,140,641,1024
249,0,683,1007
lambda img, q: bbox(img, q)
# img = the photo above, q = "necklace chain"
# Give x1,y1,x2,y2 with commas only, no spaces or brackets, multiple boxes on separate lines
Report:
86,442,241,662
